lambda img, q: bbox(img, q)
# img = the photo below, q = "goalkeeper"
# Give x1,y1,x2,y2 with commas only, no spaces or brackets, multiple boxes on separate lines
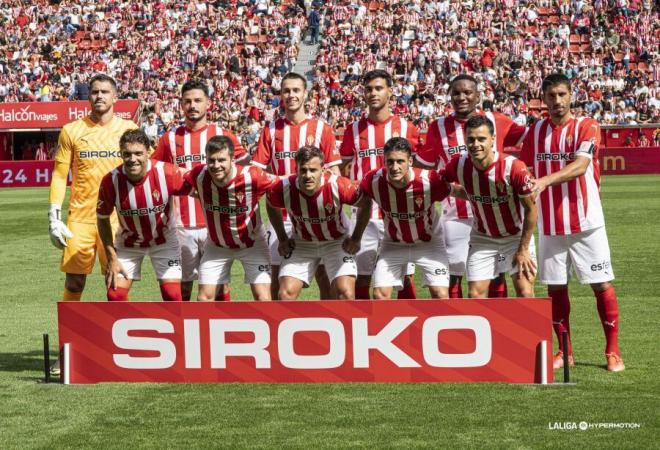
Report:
48,74,138,310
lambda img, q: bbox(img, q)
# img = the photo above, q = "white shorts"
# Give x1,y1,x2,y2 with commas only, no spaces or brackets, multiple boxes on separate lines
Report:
466,232,537,282
279,239,357,286
198,230,271,285
373,236,450,289
266,219,293,266
349,214,415,276
177,227,208,282
117,237,182,281
538,226,614,285
442,217,473,276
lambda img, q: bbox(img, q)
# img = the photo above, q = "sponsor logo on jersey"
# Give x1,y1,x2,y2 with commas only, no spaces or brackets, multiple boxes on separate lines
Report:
447,145,467,156
203,203,249,214
536,153,576,161
80,150,122,158
293,214,336,224
468,194,512,204
275,151,297,160
357,148,383,158
384,210,425,219
119,204,167,216
175,154,205,164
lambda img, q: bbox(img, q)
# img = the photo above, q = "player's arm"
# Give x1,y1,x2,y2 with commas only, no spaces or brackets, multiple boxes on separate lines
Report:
266,201,295,258
250,125,272,171
343,194,372,255
531,154,590,195
48,128,74,249
414,124,439,169
338,127,354,175
514,194,537,283
97,182,127,289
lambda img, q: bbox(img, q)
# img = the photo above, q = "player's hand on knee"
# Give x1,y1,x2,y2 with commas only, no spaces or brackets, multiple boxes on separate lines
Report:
278,238,295,259
48,204,73,249
105,260,128,290
514,249,537,282
342,236,360,255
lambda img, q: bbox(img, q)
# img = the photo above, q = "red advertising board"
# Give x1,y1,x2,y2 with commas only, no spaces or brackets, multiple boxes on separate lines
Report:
0,160,63,187
0,100,139,130
57,300,553,384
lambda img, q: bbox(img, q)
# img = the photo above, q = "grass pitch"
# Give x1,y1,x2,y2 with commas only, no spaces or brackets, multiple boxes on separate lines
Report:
0,175,658,448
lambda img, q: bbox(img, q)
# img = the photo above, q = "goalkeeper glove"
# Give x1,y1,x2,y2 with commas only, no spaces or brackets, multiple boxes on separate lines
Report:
48,204,73,249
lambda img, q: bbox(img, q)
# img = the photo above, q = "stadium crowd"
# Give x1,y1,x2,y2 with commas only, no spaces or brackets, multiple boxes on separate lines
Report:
0,0,659,142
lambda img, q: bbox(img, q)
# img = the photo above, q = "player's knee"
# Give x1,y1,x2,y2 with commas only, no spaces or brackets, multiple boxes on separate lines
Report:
591,281,612,293
65,274,86,293
278,283,299,301
373,288,390,300
429,286,449,299
468,286,487,298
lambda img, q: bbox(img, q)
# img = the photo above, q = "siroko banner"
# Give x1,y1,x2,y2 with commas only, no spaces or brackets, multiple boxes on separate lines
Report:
0,100,140,130
57,300,553,384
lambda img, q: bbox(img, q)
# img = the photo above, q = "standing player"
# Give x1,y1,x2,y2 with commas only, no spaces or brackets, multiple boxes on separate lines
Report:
182,136,275,301
345,138,453,299
48,74,137,302
339,69,420,300
251,72,341,300
443,116,537,298
520,73,624,372
266,146,369,300
97,130,187,301
152,79,247,301
416,74,527,298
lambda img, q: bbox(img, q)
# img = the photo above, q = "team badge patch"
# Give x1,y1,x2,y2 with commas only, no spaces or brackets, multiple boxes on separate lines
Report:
152,189,161,202
414,195,423,207
566,135,573,148
306,135,315,146
325,203,334,213
496,181,506,193
236,192,245,203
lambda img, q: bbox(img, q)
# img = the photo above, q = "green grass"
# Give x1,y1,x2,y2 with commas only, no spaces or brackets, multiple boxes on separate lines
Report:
0,175,658,448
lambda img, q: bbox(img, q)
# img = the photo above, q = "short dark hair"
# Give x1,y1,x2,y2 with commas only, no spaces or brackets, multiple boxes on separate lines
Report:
542,73,571,93
282,72,307,90
383,137,412,157
449,73,478,92
363,69,393,87
119,129,151,151
465,115,494,136
181,79,209,97
89,74,117,92
205,135,234,157
295,146,324,166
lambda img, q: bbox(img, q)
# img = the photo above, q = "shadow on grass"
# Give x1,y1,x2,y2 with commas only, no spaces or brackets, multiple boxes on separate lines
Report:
0,350,49,373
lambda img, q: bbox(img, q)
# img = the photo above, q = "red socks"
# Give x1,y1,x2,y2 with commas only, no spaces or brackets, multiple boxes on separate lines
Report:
355,286,371,300
160,282,182,302
397,276,417,299
448,281,463,299
595,286,620,356
107,287,129,302
216,287,231,302
488,276,508,298
549,287,572,355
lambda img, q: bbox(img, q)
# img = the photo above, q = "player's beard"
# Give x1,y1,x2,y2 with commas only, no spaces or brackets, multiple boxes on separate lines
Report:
186,111,207,125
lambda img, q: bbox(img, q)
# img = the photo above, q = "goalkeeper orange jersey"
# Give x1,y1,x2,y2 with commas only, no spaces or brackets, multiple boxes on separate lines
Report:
54,115,138,224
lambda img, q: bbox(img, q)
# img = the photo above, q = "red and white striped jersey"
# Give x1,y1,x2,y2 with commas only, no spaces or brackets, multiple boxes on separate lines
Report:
444,152,534,238
519,117,604,236
339,115,420,219
153,123,246,228
359,167,451,244
267,172,361,241
97,161,185,248
251,116,340,176
183,164,275,249
417,111,527,221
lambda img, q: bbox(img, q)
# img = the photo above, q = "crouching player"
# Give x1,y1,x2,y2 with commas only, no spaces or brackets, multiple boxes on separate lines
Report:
182,136,275,301
443,116,537,298
266,146,370,300
97,130,187,301
345,137,453,299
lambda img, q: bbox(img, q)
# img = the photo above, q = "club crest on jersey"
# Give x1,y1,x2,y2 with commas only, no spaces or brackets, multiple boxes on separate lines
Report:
414,195,424,208
496,181,506,193
325,203,334,213
566,135,573,148
235,192,245,203
152,189,161,202
306,135,315,146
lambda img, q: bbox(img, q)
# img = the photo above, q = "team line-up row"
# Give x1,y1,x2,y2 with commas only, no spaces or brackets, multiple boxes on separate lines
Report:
46,70,624,372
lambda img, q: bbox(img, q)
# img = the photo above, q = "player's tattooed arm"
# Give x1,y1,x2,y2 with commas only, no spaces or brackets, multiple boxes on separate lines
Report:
266,201,295,258
343,196,372,255
98,216,128,289
531,155,590,196
514,195,538,282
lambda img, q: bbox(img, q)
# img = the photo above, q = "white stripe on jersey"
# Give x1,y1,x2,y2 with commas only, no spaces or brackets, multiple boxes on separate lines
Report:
504,156,522,225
